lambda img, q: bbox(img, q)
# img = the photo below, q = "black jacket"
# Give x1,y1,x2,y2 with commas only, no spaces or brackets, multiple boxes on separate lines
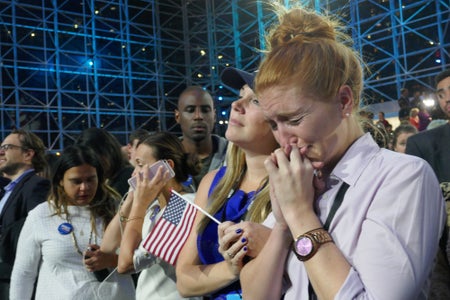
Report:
406,122,450,183
0,171,50,280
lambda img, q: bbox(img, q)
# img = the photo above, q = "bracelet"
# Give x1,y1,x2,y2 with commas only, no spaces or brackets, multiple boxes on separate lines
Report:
126,216,144,222
120,215,144,222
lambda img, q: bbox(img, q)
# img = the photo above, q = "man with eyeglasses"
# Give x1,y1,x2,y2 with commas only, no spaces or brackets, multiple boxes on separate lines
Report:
0,129,51,298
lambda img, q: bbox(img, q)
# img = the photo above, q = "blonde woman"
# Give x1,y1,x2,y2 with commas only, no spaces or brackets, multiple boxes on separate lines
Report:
176,68,278,299
409,107,420,129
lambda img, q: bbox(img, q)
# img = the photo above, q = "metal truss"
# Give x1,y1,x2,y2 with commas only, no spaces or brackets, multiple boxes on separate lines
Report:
0,0,448,151
0,0,162,148
349,0,450,106
278,0,450,104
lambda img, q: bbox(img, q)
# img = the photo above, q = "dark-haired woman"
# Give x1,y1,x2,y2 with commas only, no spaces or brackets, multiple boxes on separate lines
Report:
76,127,133,197
10,145,134,299
101,131,201,300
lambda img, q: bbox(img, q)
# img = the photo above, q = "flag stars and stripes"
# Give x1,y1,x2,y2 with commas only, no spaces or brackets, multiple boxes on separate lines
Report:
142,192,197,265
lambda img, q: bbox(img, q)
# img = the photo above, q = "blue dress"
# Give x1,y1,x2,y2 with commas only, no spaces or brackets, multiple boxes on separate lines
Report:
197,167,256,299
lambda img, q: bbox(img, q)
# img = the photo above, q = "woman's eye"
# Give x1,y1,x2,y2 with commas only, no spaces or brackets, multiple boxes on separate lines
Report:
269,120,278,130
288,118,303,125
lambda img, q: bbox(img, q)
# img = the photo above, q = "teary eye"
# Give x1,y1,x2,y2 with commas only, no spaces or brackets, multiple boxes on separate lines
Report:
268,120,278,130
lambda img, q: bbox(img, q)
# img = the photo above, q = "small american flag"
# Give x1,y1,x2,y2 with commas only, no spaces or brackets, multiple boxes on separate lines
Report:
142,191,197,265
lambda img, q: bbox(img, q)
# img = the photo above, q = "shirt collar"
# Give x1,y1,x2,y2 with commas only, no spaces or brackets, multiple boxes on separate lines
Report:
4,169,35,192
330,133,380,187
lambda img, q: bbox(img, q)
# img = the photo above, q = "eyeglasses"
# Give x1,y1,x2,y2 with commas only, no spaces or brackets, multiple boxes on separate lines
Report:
0,144,26,151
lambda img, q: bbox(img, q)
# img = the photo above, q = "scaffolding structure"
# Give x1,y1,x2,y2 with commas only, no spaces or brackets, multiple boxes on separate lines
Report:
0,0,448,151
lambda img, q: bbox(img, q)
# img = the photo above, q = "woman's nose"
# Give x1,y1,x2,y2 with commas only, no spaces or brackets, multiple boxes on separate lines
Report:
275,125,298,147
231,99,245,113
80,182,89,190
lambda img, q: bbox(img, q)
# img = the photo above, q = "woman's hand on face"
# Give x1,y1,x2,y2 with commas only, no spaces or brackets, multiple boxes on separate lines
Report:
265,146,315,218
265,152,287,226
133,163,170,206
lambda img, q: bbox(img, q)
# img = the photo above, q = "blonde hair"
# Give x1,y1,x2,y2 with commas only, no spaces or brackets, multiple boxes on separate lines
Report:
256,6,364,112
410,107,419,117
198,143,271,232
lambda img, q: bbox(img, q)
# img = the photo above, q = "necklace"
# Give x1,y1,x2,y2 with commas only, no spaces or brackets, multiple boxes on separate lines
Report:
66,212,96,256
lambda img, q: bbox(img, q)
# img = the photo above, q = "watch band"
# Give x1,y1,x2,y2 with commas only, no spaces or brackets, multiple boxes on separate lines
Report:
293,227,333,261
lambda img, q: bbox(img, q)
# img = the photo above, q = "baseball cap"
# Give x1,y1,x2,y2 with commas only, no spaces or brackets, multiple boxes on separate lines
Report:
221,67,256,90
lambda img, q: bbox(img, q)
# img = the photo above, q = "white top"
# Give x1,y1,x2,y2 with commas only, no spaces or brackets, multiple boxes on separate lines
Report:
263,133,446,299
133,193,201,300
10,202,135,300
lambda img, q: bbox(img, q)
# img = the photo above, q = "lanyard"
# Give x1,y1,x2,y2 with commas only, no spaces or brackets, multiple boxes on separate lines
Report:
308,181,350,300
323,182,350,231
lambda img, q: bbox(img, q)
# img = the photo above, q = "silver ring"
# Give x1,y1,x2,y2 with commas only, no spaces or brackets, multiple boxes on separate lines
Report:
226,252,234,259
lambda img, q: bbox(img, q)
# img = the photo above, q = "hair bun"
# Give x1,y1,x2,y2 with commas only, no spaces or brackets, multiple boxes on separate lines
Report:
270,8,337,49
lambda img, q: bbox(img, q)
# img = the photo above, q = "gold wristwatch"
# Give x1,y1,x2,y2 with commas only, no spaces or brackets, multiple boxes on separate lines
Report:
292,228,333,261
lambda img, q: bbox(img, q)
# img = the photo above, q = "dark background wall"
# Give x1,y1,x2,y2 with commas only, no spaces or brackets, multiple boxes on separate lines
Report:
0,0,448,150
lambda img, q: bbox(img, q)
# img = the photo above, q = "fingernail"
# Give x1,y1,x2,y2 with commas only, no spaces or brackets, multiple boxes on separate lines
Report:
235,228,242,234
241,238,247,243
243,246,248,251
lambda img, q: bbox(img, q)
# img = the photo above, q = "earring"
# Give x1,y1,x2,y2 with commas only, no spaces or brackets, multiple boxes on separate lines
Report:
345,113,350,117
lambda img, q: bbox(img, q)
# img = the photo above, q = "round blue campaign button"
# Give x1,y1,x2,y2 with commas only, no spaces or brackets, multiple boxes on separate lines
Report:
58,222,73,235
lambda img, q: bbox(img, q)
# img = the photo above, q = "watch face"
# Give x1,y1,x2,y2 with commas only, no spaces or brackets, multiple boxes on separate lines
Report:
296,237,313,256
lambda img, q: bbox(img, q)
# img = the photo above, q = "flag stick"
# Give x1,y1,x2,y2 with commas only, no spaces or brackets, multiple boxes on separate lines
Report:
171,190,221,225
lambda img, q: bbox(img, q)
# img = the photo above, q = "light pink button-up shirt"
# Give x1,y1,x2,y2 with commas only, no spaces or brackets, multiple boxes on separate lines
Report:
265,133,446,299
